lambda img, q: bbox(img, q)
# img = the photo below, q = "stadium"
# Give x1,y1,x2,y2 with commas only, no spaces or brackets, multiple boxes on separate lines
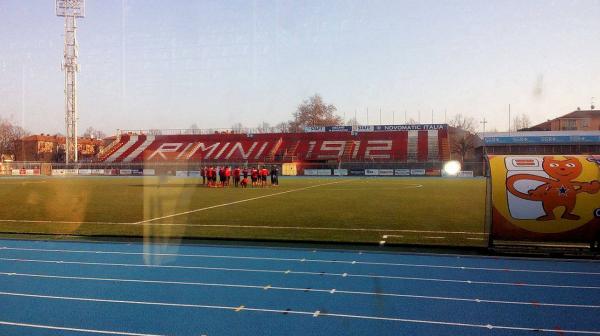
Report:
1,123,490,246
1,148,600,335
1,1,600,335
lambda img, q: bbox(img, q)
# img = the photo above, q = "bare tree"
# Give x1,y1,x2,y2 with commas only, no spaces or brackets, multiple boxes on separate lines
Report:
510,114,531,131
448,113,476,133
274,121,290,133
256,122,271,133
451,132,476,163
186,123,200,134
448,114,478,163
347,117,360,128
231,122,245,134
288,94,342,132
0,118,29,156
82,126,107,139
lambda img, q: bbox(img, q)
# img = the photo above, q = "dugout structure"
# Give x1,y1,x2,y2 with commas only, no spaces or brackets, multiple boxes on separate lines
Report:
489,155,600,247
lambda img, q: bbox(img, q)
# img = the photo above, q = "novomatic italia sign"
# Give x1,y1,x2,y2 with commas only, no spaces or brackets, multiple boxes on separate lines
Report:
372,124,447,131
489,155,600,243
305,124,448,132
356,124,447,132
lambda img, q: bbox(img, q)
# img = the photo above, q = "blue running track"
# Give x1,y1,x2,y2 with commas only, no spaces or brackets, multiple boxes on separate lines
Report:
0,238,599,335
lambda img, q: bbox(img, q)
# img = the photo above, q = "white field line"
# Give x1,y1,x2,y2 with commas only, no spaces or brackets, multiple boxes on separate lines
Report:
4,246,599,275
0,321,166,336
0,291,599,334
313,184,423,191
0,219,130,225
183,184,422,191
1,180,48,184
0,180,484,236
1,257,599,290
0,218,488,236
134,179,347,224
2,271,599,309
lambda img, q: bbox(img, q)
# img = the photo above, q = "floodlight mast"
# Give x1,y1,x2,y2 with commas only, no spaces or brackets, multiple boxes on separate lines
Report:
56,0,85,164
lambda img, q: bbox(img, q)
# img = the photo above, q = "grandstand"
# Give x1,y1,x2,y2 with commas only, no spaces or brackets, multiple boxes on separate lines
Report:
98,124,450,166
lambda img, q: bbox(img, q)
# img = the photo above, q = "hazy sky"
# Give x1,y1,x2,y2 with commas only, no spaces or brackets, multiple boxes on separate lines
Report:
1,0,599,135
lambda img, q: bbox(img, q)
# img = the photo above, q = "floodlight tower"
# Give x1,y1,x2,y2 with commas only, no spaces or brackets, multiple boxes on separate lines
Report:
56,0,85,164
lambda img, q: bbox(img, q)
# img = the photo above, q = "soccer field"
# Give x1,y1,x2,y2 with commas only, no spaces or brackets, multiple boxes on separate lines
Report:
0,177,487,246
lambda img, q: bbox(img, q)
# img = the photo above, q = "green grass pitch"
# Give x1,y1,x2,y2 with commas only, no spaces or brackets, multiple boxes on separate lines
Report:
0,176,487,246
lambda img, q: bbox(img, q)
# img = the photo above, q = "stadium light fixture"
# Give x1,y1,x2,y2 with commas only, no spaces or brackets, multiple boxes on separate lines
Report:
56,0,85,164
443,160,461,176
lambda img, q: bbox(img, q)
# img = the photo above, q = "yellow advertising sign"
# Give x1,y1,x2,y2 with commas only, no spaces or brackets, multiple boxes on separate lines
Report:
282,163,297,176
489,155,600,242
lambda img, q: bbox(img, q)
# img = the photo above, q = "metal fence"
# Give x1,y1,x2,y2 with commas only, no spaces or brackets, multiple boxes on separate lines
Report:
1,160,488,177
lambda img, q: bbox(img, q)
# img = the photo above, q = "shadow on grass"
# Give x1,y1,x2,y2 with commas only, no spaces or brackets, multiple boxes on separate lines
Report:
128,184,206,188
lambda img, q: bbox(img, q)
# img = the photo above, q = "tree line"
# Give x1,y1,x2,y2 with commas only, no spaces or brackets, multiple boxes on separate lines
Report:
1,93,532,163
220,93,531,135
0,118,28,159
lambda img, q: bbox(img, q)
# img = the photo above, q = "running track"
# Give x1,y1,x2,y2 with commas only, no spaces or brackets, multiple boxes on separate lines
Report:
0,238,599,335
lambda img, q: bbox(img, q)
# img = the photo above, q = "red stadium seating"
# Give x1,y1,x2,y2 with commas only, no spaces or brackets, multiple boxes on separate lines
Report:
98,134,130,162
99,129,450,163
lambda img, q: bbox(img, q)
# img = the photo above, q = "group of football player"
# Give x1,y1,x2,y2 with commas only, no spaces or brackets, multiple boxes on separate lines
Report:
200,166,279,188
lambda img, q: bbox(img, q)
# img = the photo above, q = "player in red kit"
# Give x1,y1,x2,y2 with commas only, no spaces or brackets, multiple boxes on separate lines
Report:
233,167,241,187
225,166,231,186
260,167,268,187
251,167,259,187
207,167,214,187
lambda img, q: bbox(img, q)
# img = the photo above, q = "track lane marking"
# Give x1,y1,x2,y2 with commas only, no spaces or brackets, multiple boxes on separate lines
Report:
1,257,598,290
2,238,593,263
0,291,599,334
1,271,598,308
0,320,166,336
1,246,596,275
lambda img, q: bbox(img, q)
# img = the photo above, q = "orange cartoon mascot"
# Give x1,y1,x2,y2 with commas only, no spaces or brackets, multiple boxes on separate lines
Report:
506,156,600,221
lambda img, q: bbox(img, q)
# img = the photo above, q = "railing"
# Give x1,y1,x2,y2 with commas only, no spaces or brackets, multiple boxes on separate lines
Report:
118,127,292,136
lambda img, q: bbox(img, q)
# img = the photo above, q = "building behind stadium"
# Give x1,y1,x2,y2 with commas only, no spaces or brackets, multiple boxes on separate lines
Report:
480,108,600,156
12,135,105,162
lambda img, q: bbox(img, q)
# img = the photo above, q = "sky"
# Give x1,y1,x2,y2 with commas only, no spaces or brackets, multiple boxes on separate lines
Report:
0,0,599,136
